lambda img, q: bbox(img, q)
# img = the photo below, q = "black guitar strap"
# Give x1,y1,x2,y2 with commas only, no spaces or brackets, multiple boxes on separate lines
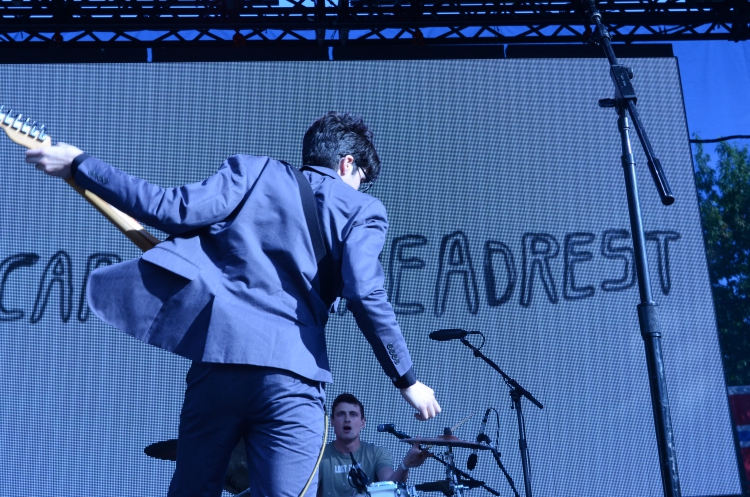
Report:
291,166,335,305
292,166,327,264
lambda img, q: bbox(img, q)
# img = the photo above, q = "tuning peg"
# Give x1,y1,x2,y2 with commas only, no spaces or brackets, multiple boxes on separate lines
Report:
0,105,5,116
3,109,13,125
12,113,22,129
34,122,48,141
22,118,32,134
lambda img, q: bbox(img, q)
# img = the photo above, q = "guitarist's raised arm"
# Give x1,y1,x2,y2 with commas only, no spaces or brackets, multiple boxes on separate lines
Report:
26,143,260,237
23,142,158,251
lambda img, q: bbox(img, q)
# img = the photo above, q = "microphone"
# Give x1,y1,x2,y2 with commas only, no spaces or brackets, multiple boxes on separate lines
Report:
429,329,473,341
348,453,370,494
377,423,411,440
467,408,491,471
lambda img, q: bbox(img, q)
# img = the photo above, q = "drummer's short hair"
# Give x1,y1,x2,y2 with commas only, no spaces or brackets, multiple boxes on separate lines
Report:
332,393,365,419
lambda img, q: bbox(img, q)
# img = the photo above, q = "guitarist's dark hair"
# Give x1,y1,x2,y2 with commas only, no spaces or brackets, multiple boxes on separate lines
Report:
302,112,382,182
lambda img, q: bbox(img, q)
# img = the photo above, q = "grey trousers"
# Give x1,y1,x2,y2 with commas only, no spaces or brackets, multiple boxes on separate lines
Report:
168,362,325,497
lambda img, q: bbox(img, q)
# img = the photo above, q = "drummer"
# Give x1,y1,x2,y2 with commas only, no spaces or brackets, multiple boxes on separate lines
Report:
318,393,429,497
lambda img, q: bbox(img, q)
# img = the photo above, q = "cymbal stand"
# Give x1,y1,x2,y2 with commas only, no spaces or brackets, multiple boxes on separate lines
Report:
443,445,459,497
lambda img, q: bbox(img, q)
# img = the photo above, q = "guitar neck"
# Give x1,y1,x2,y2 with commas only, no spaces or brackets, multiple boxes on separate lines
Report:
0,106,160,252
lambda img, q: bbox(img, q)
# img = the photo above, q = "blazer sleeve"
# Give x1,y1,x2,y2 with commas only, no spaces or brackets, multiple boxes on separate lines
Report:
72,154,265,235
340,198,417,388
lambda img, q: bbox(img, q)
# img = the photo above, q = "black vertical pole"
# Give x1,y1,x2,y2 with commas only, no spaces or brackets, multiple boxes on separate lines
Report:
511,389,533,497
617,106,682,497
315,0,325,45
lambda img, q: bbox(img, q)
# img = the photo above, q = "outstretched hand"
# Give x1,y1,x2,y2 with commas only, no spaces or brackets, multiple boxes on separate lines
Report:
25,142,83,179
400,380,441,421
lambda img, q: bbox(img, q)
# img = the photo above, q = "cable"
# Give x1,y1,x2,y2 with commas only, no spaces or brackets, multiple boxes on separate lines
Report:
689,135,750,144
489,407,502,448
464,331,486,351
299,413,329,497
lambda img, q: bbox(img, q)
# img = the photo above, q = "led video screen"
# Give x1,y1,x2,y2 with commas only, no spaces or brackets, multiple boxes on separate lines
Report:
0,58,739,496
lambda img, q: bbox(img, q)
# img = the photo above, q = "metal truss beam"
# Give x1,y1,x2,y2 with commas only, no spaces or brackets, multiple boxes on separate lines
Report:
0,0,748,44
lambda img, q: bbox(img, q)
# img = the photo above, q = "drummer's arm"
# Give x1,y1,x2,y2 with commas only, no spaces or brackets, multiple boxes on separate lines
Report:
378,444,429,483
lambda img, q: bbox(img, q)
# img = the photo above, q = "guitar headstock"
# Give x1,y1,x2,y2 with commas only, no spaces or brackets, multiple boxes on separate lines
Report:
0,105,51,150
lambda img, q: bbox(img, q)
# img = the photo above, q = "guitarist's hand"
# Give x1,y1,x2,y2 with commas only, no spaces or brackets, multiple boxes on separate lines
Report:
400,380,441,421
25,142,83,179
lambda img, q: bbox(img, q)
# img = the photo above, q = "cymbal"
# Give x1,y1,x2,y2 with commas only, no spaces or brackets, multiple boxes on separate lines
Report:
415,478,485,495
144,439,249,495
401,435,492,450
144,439,177,461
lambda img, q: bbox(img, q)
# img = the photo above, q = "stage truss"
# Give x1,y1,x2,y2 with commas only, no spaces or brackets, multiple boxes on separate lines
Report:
0,0,748,47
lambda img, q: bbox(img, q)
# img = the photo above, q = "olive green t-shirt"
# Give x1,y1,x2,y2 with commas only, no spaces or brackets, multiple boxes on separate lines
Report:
318,441,393,497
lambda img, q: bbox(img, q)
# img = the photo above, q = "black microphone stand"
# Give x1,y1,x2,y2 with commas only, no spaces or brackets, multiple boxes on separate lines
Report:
583,2,681,497
459,336,543,497
489,447,520,497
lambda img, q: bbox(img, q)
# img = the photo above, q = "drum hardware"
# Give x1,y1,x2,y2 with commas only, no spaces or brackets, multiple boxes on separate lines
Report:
380,415,473,454
144,439,250,495
384,425,500,496
442,429,462,497
401,427,501,497
428,450,499,496
357,481,418,497
415,478,484,496
400,434,494,451
465,408,520,497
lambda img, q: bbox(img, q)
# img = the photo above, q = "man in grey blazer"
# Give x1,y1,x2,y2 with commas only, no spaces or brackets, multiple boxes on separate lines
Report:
26,112,440,497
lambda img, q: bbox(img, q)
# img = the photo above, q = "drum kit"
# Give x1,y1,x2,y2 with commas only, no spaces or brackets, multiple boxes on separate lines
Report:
395,428,505,497
145,427,502,497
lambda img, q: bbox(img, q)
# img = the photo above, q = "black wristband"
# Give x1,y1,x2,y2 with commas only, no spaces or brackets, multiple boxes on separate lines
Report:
70,153,90,179
391,367,417,389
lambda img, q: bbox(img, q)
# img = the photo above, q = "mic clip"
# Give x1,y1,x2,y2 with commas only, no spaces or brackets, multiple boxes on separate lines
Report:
477,433,491,444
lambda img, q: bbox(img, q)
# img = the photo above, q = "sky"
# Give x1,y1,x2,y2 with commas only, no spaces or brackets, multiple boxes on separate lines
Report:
673,40,750,161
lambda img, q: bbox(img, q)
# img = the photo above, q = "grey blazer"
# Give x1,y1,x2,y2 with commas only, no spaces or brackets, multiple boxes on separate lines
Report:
74,154,415,386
